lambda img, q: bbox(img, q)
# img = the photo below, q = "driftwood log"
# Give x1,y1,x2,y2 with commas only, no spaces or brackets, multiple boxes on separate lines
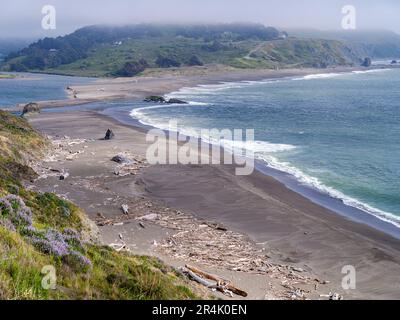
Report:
186,269,215,287
185,264,248,297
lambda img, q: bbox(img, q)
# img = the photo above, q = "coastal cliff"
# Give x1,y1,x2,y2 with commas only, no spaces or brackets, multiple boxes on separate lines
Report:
0,111,198,299
1,24,362,77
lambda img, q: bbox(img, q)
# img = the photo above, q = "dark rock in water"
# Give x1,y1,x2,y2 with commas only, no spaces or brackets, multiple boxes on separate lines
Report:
167,98,188,104
21,102,40,116
391,60,397,64
144,95,188,104
104,129,115,140
111,154,132,164
361,57,372,67
144,96,166,103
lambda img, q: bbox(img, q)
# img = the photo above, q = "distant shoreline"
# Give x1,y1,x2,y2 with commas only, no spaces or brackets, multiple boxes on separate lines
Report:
100,66,400,240
15,64,400,236
6,65,387,112
23,65,400,299
6,64,400,235
29,108,400,299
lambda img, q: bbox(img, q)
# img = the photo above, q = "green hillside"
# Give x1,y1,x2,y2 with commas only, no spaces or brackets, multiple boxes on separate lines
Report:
1,24,362,77
0,110,199,299
230,38,361,69
287,29,400,59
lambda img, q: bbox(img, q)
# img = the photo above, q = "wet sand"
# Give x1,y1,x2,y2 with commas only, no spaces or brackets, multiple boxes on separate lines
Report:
8,65,369,112
24,66,400,299
28,109,400,300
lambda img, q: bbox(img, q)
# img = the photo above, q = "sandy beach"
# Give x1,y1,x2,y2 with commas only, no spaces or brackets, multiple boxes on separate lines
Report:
24,67,400,300
6,65,376,112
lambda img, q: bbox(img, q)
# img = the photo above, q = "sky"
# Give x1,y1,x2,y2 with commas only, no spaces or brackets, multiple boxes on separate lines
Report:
1,0,400,39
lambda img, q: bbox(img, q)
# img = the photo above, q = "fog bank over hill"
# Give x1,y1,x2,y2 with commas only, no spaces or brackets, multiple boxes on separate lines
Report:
1,0,400,38
288,29,400,59
1,23,365,76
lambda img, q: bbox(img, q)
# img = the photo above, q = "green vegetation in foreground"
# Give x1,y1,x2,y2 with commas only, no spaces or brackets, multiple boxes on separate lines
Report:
1,24,362,77
0,110,199,299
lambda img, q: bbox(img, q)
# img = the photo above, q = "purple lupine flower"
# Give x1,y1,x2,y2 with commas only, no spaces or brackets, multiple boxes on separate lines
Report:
62,228,83,248
67,250,92,270
29,236,52,253
62,228,80,238
0,198,13,216
1,195,33,229
46,228,65,242
0,218,16,232
11,208,33,227
1,193,92,271
29,228,70,257
5,194,27,210
45,229,70,256
20,225,37,236
49,239,70,257
30,235,70,257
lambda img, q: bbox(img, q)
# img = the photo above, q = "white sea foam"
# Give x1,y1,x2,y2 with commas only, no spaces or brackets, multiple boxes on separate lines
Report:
130,100,210,129
220,139,296,154
352,69,391,74
130,68,400,229
132,103,400,228
256,153,400,228
292,73,343,81
168,79,284,97
169,68,391,98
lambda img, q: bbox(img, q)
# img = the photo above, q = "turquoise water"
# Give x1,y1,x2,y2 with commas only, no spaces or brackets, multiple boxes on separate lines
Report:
2,70,399,229
0,73,93,108
131,69,400,227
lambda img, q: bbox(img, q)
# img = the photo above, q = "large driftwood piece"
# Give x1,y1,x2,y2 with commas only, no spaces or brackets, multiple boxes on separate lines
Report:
185,270,216,287
185,264,248,297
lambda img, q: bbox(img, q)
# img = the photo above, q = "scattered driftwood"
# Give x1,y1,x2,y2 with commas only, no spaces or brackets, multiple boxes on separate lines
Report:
95,213,114,226
112,153,147,176
183,264,248,297
205,221,227,232
319,292,343,300
111,154,132,164
138,213,159,221
185,269,216,287
109,243,128,252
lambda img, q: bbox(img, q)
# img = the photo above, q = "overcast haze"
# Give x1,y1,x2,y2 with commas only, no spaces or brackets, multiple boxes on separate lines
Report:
1,0,400,39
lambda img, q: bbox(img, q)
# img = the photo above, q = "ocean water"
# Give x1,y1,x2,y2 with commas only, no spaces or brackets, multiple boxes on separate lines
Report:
2,70,400,231
131,68,400,227
0,73,94,108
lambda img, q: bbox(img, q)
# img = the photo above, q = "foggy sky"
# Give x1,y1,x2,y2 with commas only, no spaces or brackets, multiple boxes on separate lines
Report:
1,0,400,39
